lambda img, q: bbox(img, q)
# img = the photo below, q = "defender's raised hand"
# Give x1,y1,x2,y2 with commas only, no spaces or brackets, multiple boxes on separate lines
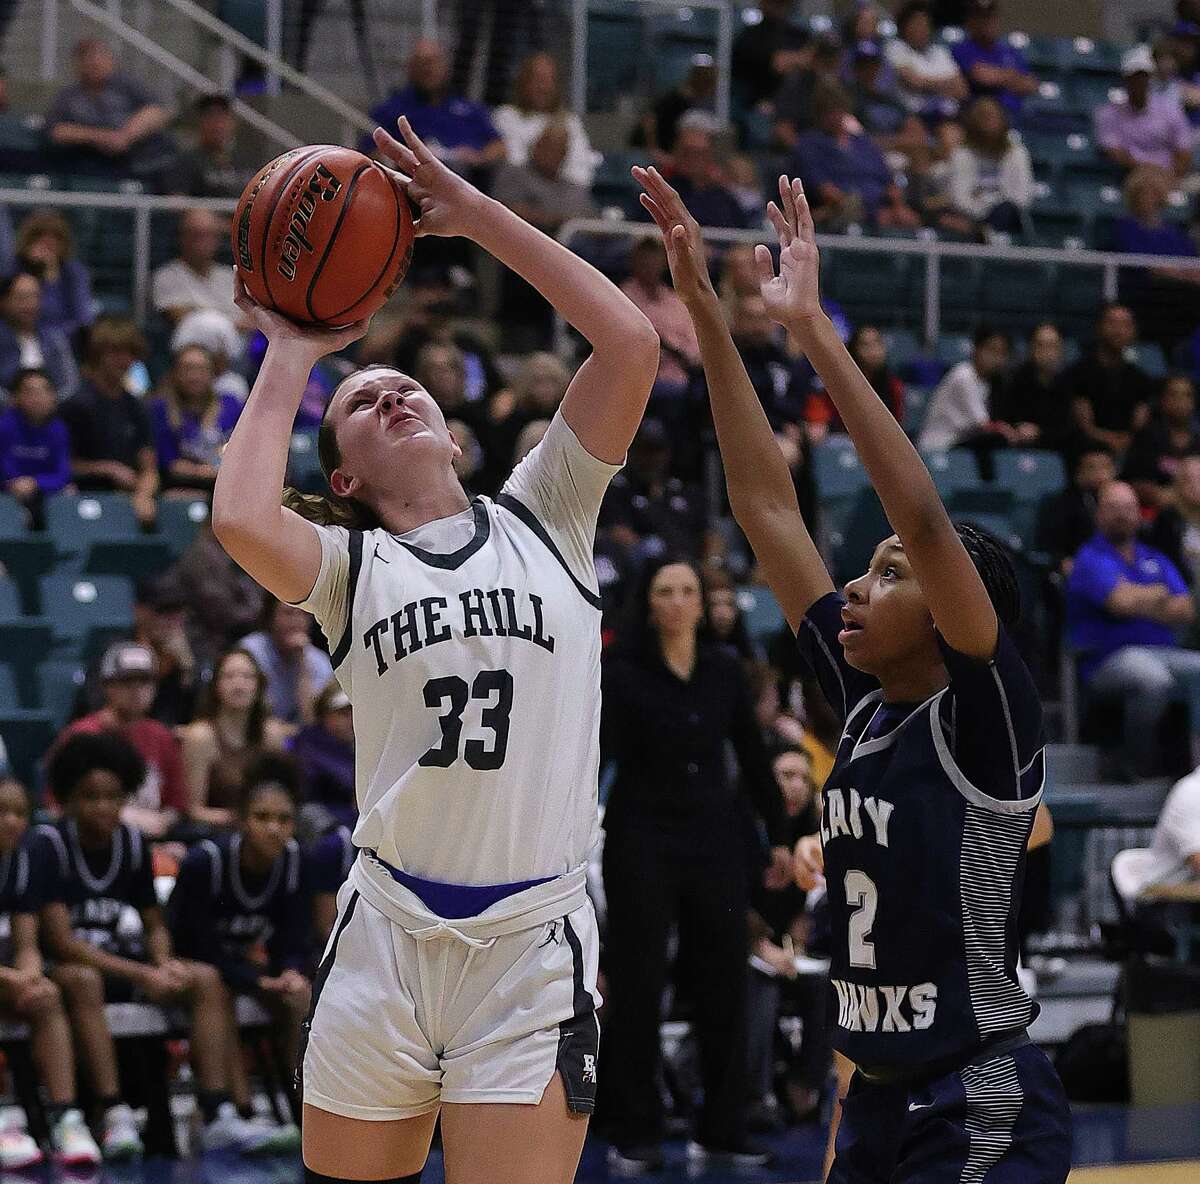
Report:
634,165,717,308
757,175,823,329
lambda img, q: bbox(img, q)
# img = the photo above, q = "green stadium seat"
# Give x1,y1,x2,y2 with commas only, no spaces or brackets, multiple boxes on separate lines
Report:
826,250,915,324
881,329,921,373
0,664,19,709
0,495,26,534
1030,208,1088,248
287,430,324,495
156,498,210,559
736,585,785,645
36,660,86,731
921,449,981,498
45,493,142,561
0,536,56,615
933,334,972,371
903,386,931,436
0,710,56,789
1064,37,1122,75
38,574,133,662
1067,74,1120,112
84,539,174,583
812,437,869,500
831,488,892,586
1129,342,1168,379
1015,33,1068,75
1054,263,1106,326
957,511,1024,553
592,150,652,218
0,579,54,706
587,10,641,110
993,451,1067,502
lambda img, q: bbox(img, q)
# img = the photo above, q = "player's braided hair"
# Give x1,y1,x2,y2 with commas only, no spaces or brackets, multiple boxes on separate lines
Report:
954,521,1021,629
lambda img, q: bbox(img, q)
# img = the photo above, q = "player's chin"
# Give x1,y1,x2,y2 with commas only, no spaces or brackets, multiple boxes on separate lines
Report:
841,639,879,673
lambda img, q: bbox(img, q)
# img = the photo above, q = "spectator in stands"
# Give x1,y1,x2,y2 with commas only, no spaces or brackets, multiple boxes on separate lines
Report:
792,84,920,231
151,209,240,331
478,350,570,492
632,55,717,155
806,326,905,441
0,775,102,1169
165,94,246,200
1068,480,1197,777
61,316,158,526
127,574,199,729
60,642,187,841
600,555,790,1171
0,368,72,527
886,0,968,120
948,96,1033,240
951,0,1037,122
846,39,915,141
668,123,748,229
1152,36,1200,125
704,569,761,663
37,732,279,1156
412,340,487,447
239,599,333,727
365,39,505,175
1064,304,1155,453
1036,443,1117,575
731,0,812,113
171,308,249,403
916,324,1012,452
619,237,700,403
993,321,1077,455
1123,375,1200,509
0,272,78,399
167,756,307,1153
14,209,95,340
493,53,597,188
45,38,174,185
1124,762,1200,896
149,345,241,496
1097,46,1194,181
1146,453,1200,590
732,292,806,431
774,35,848,150
308,823,354,948
172,519,265,666
179,647,289,833
289,679,355,839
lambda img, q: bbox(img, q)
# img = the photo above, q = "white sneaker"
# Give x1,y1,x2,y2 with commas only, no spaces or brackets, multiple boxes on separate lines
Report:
101,1102,143,1161
0,1121,42,1170
201,1102,300,1155
52,1108,101,1168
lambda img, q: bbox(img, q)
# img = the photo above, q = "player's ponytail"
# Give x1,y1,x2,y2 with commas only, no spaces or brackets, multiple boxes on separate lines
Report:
954,521,1021,629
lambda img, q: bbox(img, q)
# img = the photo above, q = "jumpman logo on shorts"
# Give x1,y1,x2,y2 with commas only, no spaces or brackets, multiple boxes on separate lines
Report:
539,921,562,948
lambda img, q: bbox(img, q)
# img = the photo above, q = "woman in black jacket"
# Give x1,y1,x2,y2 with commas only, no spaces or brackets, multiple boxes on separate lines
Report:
599,554,791,1172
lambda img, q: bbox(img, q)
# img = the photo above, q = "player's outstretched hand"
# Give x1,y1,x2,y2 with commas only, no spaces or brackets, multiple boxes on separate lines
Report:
634,165,717,309
793,833,825,892
233,270,369,361
373,116,486,240
758,175,823,329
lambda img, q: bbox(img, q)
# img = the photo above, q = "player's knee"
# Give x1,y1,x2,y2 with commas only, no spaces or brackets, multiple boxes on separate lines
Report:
54,963,104,1005
304,1172,422,1183
23,979,64,1019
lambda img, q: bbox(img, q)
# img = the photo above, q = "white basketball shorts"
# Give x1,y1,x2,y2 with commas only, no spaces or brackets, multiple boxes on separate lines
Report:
298,878,601,1121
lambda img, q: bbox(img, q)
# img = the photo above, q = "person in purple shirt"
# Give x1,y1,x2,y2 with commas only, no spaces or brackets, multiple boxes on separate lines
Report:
362,39,504,175
791,84,920,229
1068,480,1198,777
668,123,749,229
951,0,1038,122
148,345,241,495
0,367,73,527
289,679,355,838
1096,46,1194,180
14,210,96,341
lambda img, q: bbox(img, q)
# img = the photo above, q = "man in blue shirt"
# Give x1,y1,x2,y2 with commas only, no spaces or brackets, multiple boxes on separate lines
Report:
1068,480,1198,777
951,0,1038,122
362,39,505,175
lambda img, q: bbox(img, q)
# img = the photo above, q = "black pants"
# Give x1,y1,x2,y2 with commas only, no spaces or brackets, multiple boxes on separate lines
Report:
600,821,750,1148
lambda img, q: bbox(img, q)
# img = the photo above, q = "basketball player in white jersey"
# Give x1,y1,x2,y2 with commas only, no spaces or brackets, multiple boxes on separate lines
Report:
213,116,659,1184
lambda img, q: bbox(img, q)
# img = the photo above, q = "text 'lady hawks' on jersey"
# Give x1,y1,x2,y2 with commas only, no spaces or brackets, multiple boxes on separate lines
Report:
362,587,555,676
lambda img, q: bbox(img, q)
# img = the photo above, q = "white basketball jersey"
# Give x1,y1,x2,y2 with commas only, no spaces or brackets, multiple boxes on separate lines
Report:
295,412,619,889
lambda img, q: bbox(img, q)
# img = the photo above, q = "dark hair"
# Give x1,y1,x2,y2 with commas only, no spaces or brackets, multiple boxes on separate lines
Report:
1073,441,1114,465
954,522,1021,628
199,647,269,745
194,93,232,116
9,367,53,396
896,1,932,36
47,732,145,802
0,776,30,808
1097,301,1133,325
812,82,853,120
702,569,758,660
238,751,301,815
973,324,1009,350
613,553,707,660
0,270,40,301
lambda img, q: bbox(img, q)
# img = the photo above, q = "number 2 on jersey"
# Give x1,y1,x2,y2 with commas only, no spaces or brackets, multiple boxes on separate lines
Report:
419,670,514,770
845,869,878,969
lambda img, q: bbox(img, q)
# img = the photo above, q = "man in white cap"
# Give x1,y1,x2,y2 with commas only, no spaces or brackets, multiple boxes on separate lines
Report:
1096,45,1195,181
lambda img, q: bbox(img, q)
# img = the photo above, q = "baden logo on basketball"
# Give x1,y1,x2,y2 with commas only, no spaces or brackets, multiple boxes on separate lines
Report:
278,163,344,282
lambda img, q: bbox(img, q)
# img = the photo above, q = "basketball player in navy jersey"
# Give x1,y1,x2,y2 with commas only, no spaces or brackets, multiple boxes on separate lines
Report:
216,115,658,1184
637,168,1071,1181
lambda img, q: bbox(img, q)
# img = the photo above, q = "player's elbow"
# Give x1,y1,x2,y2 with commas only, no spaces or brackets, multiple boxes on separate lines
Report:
624,315,660,376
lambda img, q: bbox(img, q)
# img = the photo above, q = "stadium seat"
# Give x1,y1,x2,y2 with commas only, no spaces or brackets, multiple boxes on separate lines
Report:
36,660,86,730
881,329,921,374
812,437,870,500
830,488,892,585
933,334,972,371
0,664,19,710
903,385,931,436
287,430,324,495
920,449,981,498
736,585,785,645
38,574,134,662
980,260,1056,323
1129,342,1168,380
156,498,210,559
825,250,916,325
592,150,652,218
0,710,55,788
45,493,142,561
0,536,55,616
84,539,174,583
937,259,982,330
993,451,1067,503
587,8,642,110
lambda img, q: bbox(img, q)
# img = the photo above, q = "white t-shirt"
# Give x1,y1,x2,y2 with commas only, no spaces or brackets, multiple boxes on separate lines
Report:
916,360,990,452
294,410,619,890
1138,769,1200,890
151,259,239,325
886,38,961,112
491,106,600,189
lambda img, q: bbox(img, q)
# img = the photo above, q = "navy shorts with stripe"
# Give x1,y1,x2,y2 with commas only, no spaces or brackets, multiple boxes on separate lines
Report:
830,1041,1071,1184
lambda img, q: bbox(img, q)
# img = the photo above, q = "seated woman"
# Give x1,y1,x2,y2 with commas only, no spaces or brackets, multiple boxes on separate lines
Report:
805,326,904,440
180,647,290,832
0,271,78,398
148,345,241,496
167,754,307,1150
14,209,96,341
947,97,1033,241
289,678,355,840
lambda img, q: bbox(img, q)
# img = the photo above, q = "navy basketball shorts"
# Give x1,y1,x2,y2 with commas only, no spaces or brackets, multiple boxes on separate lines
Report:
829,1040,1072,1184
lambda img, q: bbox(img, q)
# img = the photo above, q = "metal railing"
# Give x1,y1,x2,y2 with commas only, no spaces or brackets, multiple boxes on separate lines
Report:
555,215,1200,348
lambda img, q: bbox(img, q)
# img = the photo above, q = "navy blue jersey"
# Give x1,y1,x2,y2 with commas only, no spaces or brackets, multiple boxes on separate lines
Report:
30,820,155,959
307,826,354,896
168,834,309,993
0,839,35,964
797,593,1044,1070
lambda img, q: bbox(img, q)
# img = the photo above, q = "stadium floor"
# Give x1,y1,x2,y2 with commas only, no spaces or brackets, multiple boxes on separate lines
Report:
2,1103,1196,1183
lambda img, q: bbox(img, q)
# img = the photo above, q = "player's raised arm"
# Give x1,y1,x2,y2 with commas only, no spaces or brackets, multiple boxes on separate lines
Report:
766,176,998,660
634,167,833,630
211,279,368,605
374,117,658,464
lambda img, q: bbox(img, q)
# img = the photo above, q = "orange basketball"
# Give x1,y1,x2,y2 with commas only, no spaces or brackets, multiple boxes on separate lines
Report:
232,145,414,326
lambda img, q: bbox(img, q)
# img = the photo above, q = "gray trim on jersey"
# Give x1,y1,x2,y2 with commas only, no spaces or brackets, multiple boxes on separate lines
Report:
928,691,1045,816
201,839,222,897
802,616,850,718
35,824,68,876
228,833,295,911
959,1054,1024,1184
329,530,364,669
14,849,27,897
961,803,1036,1038
494,494,603,610
66,818,123,894
392,499,491,570
849,691,943,762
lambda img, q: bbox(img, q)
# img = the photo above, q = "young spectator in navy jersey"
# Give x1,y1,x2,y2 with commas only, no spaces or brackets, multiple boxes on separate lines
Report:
0,777,101,1169
290,680,355,839
168,754,307,1149
36,733,276,1156
308,823,354,948
0,368,73,528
